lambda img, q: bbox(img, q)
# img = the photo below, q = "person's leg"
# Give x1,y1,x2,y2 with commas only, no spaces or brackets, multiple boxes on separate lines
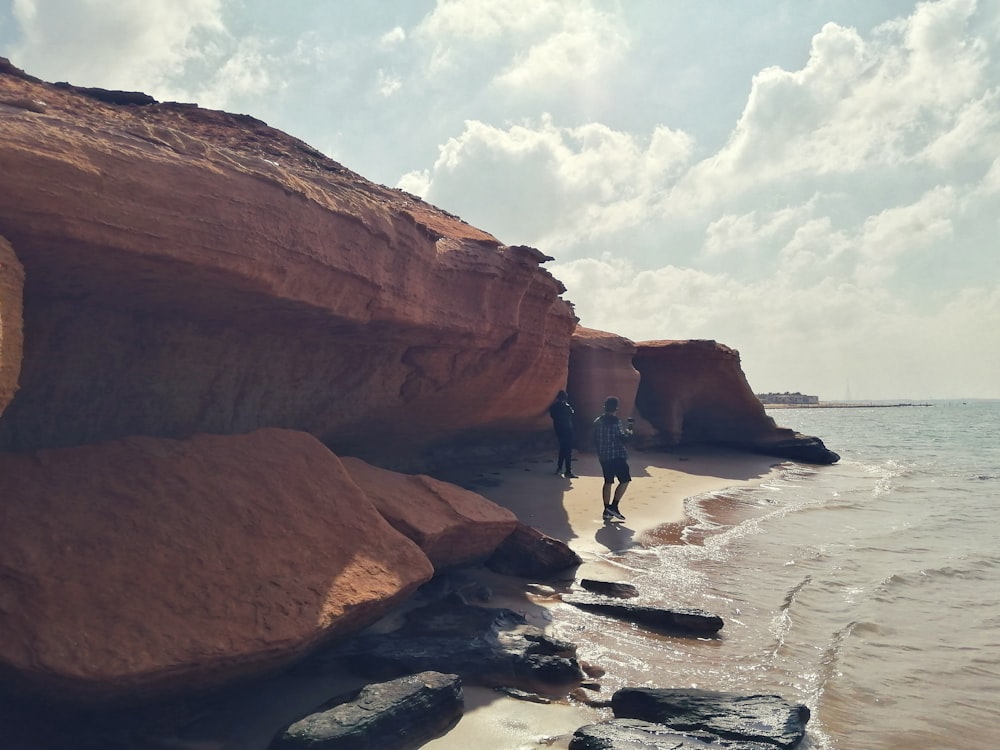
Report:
601,460,614,515
609,460,631,518
612,480,629,505
558,433,575,476
563,434,576,477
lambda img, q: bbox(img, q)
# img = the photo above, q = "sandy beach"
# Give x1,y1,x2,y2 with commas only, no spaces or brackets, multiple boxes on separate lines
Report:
426,446,780,750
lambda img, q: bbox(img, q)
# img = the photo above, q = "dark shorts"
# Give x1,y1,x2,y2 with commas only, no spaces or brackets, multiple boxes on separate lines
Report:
600,457,631,484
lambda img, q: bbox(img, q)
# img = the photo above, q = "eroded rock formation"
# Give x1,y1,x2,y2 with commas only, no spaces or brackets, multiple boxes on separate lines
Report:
564,332,836,463
633,340,839,464
0,428,434,700
0,60,575,468
567,327,650,442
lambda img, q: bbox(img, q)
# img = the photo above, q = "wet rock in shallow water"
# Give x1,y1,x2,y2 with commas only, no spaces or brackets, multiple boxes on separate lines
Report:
570,718,780,749
561,595,723,635
494,686,551,704
319,602,585,695
579,579,639,598
611,688,810,749
272,671,462,750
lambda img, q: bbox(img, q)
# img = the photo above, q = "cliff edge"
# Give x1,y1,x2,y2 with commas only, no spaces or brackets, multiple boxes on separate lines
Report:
0,58,575,467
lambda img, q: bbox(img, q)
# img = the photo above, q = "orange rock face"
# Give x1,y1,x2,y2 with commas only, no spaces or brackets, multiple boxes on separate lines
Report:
340,457,518,570
633,340,770,445
567,327,645,443
633,340,839,463
0,235,23,416
0,62,575,467
0,428,434,700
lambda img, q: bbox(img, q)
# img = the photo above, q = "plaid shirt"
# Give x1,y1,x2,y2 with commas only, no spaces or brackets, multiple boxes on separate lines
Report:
593,415,628,461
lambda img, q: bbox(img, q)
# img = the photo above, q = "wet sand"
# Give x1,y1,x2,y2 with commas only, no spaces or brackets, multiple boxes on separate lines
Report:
425,446,780,750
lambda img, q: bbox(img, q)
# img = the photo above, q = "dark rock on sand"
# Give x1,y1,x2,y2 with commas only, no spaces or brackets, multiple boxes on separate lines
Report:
746,433,841,465
579,579,639,598
561,595,724,635
486,522,582,578
317,602,585,695
611,688,811,749
272,671,463,750
570,718,779,749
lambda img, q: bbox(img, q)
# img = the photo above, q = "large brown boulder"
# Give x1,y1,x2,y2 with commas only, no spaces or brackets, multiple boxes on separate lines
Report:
0,61,575,468
340,456,518,570
634,340,838,464
0,428,434,701
0,235,23,416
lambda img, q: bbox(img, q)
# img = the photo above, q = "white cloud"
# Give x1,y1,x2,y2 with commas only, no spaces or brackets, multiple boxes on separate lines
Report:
193,37,278,108
675,0,994,212
376,69,402,98
920,88,1000,169
854,186,956,285
417,0,569,41
419,115,694,252
702,204,814,258
379,26,405,48
397,169,431,197
9,0,226,92
492,6,629,91
415,0,629,92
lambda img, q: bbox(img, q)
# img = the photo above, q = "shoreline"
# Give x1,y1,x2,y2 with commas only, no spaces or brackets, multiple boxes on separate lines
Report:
425,446,781,750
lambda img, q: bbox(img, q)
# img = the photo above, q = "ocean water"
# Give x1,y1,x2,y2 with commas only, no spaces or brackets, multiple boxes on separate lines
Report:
558,400,1000,750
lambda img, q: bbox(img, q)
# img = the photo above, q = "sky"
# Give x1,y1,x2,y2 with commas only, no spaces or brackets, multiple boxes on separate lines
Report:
2,0,998,400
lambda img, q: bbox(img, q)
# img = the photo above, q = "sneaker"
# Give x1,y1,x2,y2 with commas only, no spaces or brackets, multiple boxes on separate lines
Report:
564,472,578,478
609,506,625,520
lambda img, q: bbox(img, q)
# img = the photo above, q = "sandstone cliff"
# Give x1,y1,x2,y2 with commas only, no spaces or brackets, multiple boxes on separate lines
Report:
563,331,837,464
0,59,575,468
633,339,840,464
567,326,654,441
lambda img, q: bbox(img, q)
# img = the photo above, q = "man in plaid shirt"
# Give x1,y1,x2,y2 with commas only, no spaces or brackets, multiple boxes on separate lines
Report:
593,396,633,521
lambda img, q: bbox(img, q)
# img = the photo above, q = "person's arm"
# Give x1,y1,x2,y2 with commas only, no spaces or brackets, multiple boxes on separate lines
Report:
618,418,631,442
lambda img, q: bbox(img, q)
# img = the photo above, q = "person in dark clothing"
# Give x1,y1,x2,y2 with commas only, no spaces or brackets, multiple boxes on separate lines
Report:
549,390,577,478
592,396,632,521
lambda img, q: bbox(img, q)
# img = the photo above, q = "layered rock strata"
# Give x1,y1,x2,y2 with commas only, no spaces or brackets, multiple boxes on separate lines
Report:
0,60,576,467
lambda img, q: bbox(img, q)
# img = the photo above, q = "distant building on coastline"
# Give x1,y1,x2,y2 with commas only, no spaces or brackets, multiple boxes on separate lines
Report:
756,391,819,405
